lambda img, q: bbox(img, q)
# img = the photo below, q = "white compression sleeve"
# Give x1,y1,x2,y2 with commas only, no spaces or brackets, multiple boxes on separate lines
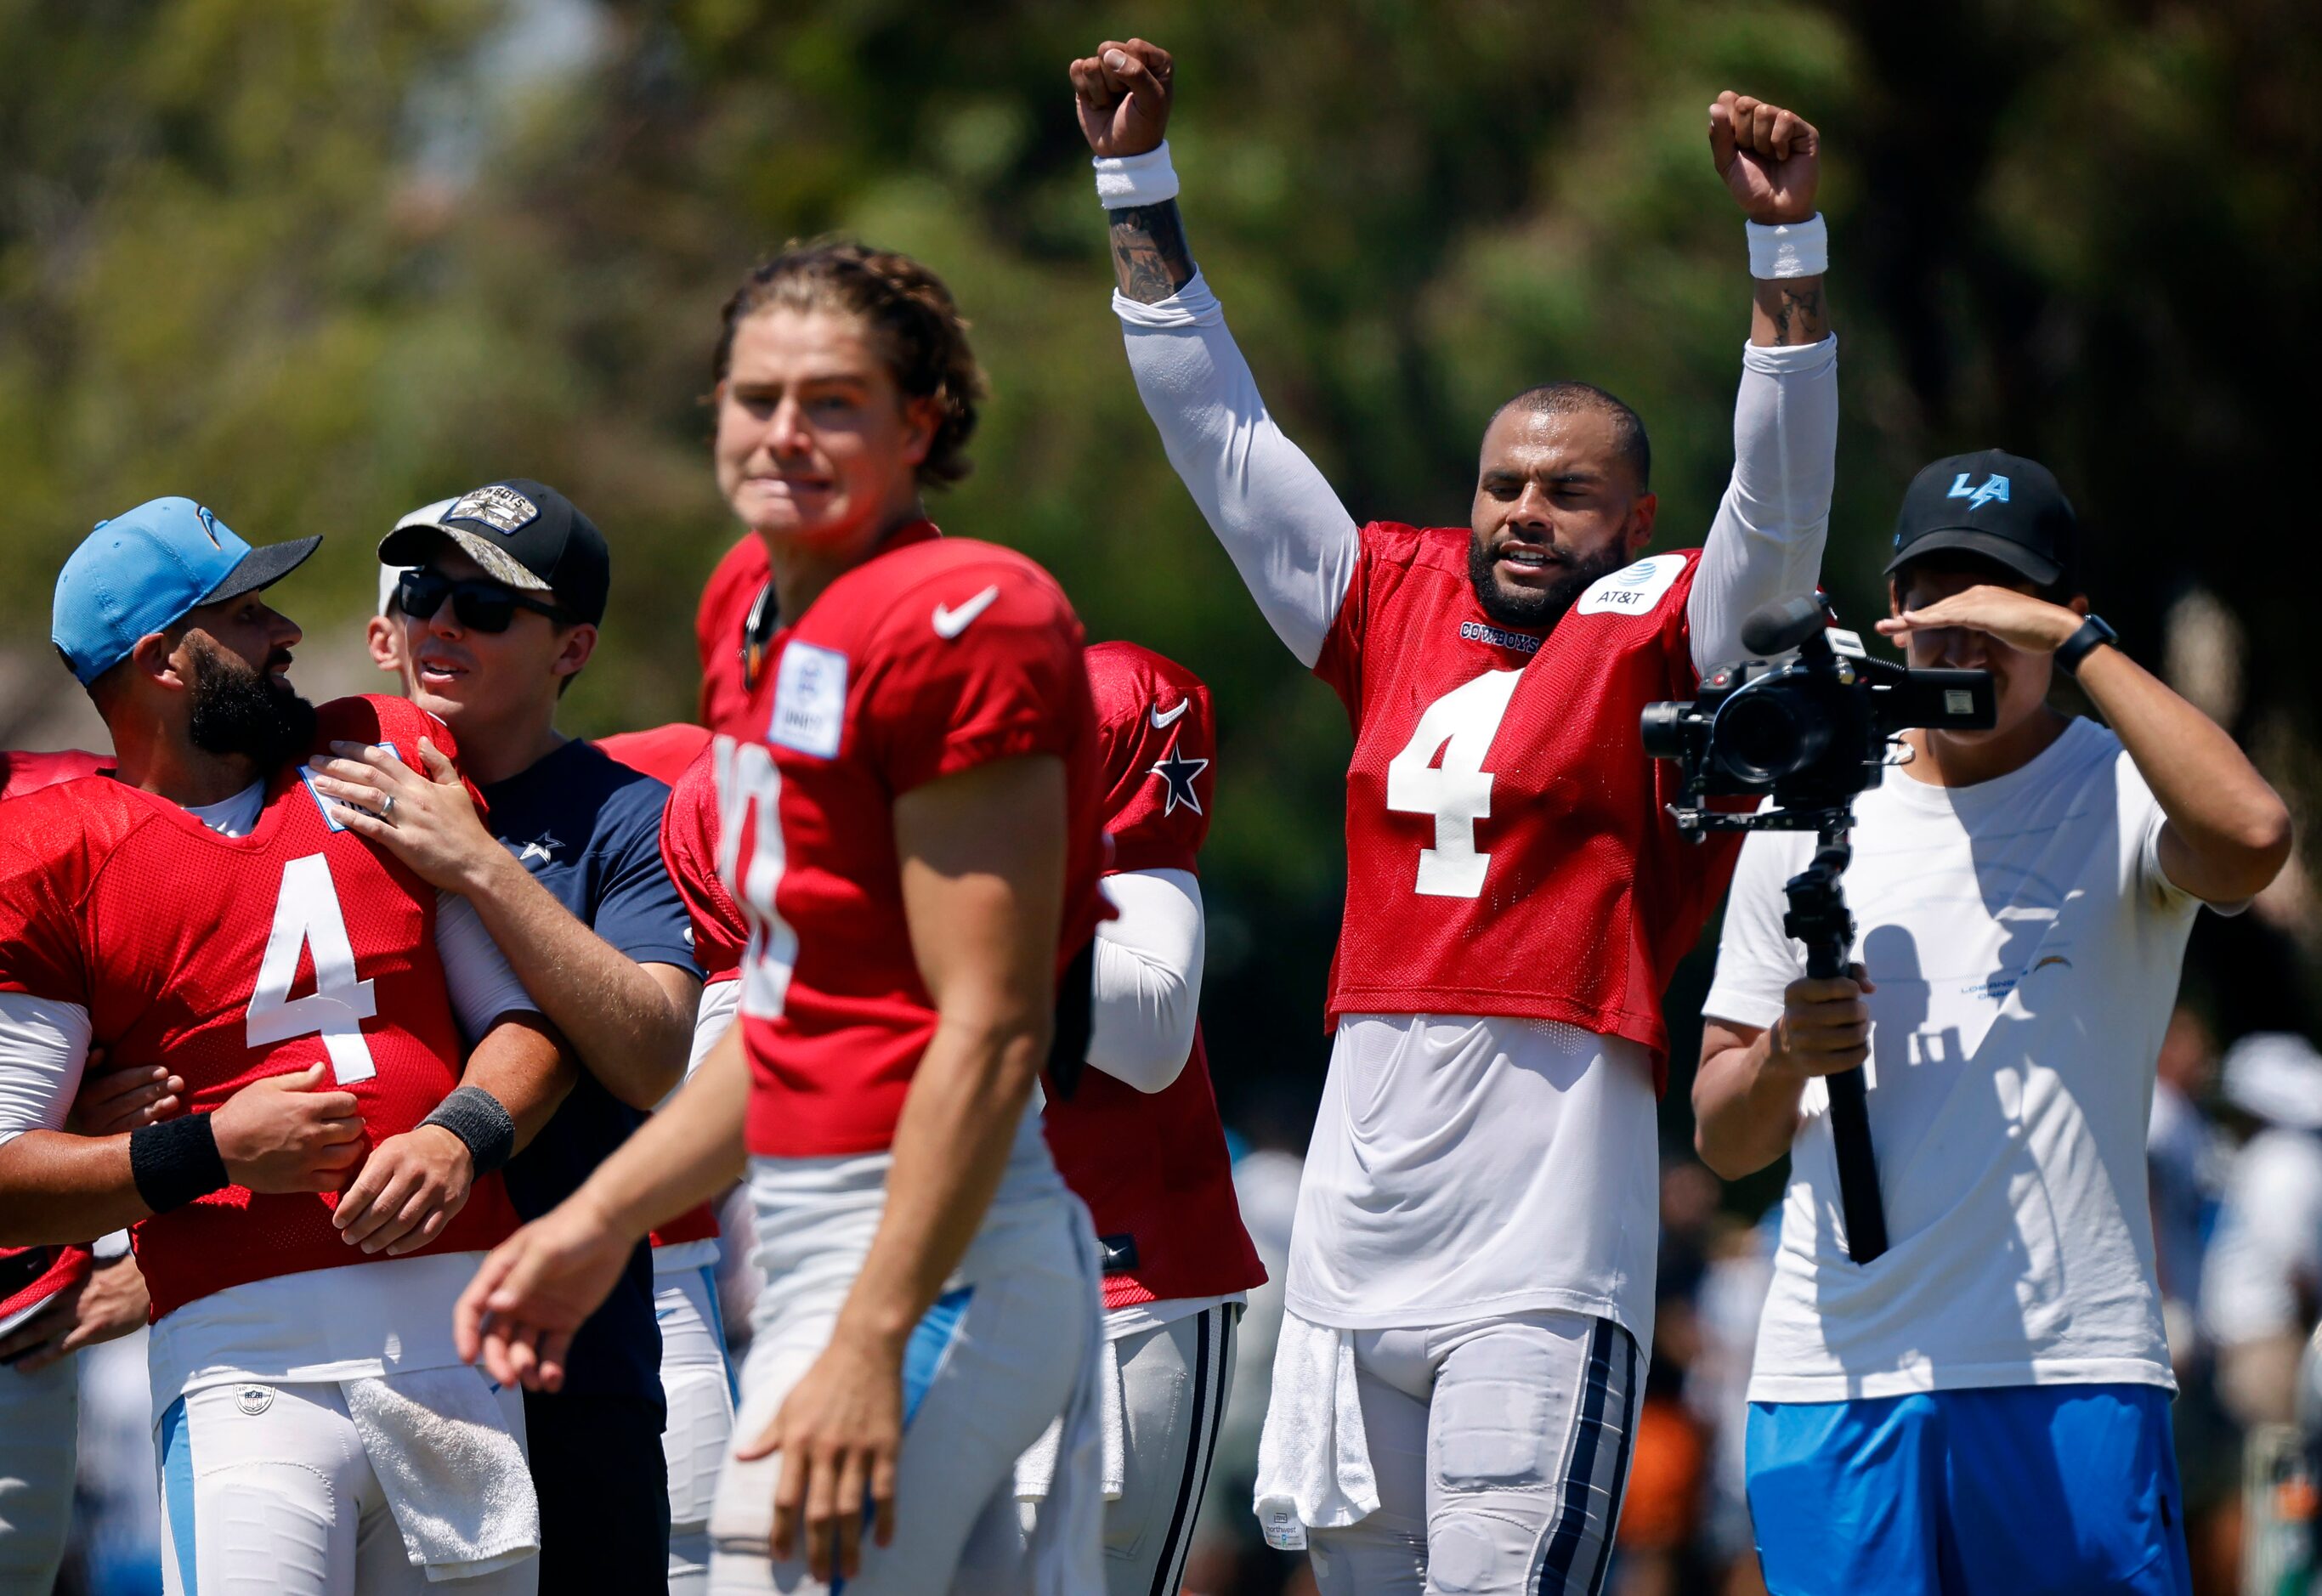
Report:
1085,869,1205,1094
433,891,541,1043
1686,336,1841,676
1115,274,1363,668
0,993,92,1148
665,978,742,1111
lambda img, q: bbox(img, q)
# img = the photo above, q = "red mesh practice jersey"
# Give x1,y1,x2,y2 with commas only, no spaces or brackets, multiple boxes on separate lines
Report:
0,749,110,1331
0,698,522,1321
1043,642,1265,1310
641,744,741,1251
697,534,773,735
597,722,715,789
718,524,1110,1157
2,749,110,800
1317,529,1741,1087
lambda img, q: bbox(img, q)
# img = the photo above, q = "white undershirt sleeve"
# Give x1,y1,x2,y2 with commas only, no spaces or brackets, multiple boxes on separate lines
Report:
1687,336,1841,675
1085,869,1206,1095
665,978,742,1111
433,891,540,1044
1115,274,1363,669
0,993,93,1148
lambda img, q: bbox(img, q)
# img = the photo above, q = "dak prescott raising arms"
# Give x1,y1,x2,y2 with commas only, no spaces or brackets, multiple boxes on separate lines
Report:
1072,41,1839,1592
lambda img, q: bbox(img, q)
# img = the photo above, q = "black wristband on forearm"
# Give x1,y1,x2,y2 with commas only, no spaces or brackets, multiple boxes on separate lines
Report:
421,1085,517,1176
128,1114,230,1215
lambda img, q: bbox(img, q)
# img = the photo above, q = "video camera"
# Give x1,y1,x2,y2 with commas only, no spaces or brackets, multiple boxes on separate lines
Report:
1640,595,1996,1265
1640,593,1995,834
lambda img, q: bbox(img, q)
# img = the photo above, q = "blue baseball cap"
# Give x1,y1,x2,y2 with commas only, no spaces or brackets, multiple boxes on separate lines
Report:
52,497,321,685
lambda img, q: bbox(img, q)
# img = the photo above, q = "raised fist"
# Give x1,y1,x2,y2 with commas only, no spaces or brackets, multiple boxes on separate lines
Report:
1709,91,1820,226
1070,38,1174,159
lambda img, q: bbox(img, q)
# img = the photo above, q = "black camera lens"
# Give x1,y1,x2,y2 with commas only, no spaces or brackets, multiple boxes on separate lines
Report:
1640,701,1691,761
1713,682,1831,784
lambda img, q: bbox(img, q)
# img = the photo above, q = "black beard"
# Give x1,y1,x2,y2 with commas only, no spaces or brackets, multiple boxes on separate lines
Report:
1466,535,1633,633
186,639,317,770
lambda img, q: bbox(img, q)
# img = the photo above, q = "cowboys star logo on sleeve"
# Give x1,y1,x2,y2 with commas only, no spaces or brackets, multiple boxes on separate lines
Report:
1149,739,1208,818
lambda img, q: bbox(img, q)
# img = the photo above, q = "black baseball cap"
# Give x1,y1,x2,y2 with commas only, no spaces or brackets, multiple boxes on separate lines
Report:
377,479,610,625
1884,449,2079,591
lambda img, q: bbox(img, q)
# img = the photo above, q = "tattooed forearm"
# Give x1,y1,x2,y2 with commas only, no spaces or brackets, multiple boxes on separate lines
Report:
1751,276,1828,348
1107,201,1196,303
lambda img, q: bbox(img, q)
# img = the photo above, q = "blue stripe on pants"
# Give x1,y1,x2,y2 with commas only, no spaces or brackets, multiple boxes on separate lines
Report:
1536,1318,1617,1594
701,1264,741,1406
159,1395,197,1594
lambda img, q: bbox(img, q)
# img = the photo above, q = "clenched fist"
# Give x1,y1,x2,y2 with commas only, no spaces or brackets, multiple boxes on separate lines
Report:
1709,91,1820,225
1070,38,1174,158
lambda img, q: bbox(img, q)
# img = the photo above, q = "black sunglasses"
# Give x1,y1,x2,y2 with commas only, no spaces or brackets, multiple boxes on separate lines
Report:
396,569,571,633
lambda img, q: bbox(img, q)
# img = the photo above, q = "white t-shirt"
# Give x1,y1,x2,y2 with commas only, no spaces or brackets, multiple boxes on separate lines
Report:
2200,1128,2322,1350
1284,1016,1661,1342
1704,716,2207,1402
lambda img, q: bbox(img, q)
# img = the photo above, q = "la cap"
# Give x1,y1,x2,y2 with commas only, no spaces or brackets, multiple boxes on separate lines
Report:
1884,449,2079,591
377,479,609,626
52,497,320,686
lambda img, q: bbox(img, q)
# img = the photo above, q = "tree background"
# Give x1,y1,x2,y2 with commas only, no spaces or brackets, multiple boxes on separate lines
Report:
3,0,2316,1174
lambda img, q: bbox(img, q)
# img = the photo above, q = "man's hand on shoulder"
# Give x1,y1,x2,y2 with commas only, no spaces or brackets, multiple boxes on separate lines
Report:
1071,38,1174,157
1709,91,1820,224
305,738,508,897
332,1123,473,1257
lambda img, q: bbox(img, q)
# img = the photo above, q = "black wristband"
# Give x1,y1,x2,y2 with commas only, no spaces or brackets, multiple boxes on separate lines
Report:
129,1114,230,1215
420,1085,517,1176
2055,614,2118,677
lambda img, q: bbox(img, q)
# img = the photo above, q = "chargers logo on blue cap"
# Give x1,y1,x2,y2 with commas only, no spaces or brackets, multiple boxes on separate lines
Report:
1946,473,2010,511
195,505,224,547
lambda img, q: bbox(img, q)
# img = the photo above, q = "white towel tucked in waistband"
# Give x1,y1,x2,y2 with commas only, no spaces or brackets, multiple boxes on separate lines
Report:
1013,1332,1127,1503
1252,1309,1378,1552
343,1367,539,1582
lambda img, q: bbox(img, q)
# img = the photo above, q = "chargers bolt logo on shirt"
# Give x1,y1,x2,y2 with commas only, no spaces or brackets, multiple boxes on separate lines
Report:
444,485,541,535
1576,553,1686,617
1947,473,2010,511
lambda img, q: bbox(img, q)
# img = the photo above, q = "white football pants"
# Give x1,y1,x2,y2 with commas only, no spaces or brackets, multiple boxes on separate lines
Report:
659,1261,740,1595
1305,1310,1640,1596
156,1376,536,1595
707,1222,1095,1594
0,1352,77,1591
1092,1303,1241,1596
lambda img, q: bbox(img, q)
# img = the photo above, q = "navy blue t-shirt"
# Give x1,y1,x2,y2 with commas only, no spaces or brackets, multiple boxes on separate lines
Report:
482,738,699,1406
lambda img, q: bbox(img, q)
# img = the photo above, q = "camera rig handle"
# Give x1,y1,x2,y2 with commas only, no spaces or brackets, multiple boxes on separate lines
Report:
1781,820,1890,1265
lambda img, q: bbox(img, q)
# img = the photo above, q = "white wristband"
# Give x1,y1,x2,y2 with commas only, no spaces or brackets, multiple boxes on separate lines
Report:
1094,143,1180,211
1747,213,1828,279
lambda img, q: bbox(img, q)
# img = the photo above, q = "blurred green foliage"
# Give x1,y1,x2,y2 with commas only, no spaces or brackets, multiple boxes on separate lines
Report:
3,0,2316,1151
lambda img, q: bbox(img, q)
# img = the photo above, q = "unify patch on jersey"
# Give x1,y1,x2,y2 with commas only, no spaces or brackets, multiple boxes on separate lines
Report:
300,742,399,832
769,642,848,760
444,485,540,535
1576,553,1687,617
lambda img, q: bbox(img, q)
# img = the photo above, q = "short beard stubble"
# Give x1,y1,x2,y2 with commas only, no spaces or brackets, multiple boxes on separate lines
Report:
185,637,317,771
1465,536,1634,634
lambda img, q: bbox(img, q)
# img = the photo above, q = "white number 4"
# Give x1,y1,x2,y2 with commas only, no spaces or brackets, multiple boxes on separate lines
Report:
246,853,379,1083
1384,671,1522,898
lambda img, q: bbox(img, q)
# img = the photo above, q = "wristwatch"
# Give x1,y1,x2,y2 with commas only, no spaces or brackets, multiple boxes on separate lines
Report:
2054,614,2118,677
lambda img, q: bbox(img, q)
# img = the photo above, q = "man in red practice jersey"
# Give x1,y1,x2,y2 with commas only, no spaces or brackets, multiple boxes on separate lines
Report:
1013,639,1266,1596
1074,41,1839,1589
0,746,141,1592
0,498,575,1593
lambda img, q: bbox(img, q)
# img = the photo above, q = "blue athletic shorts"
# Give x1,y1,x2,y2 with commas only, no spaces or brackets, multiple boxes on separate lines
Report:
1745,1383,2191,1596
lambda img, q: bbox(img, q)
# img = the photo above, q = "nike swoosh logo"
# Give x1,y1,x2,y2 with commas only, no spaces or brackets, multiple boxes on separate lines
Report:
1149,699,1189,729
932,585,1000,639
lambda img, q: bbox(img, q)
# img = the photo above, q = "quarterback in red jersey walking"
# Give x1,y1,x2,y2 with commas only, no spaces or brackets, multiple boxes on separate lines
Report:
1073,41,1840,1590
0,499,575,1593
453,241,1110,1593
